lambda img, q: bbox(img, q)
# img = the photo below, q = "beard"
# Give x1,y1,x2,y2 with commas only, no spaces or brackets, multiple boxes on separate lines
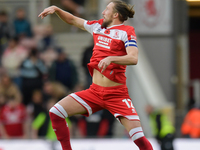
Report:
101,19,112,28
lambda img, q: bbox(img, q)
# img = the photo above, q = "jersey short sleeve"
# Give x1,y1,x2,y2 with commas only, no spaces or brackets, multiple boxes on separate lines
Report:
124,27,138,48
84,19,103,35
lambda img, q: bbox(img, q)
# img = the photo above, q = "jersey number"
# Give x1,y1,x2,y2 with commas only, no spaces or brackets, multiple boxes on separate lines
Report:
122,99,134,108
122,99,136,113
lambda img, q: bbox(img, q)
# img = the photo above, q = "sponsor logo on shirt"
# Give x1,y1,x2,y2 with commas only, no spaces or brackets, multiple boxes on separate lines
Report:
98,36,112,43
96,36,112,49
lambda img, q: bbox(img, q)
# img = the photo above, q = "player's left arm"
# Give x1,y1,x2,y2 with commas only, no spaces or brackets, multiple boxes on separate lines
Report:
98,46,138,73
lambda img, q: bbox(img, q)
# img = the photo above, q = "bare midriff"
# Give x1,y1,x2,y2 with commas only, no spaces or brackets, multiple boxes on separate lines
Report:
92,69,123,87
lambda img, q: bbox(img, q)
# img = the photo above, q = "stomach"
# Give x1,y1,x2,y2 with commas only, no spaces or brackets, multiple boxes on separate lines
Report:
92,69,123,87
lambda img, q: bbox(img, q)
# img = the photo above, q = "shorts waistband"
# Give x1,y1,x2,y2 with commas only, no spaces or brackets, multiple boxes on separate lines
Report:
90,83,127,91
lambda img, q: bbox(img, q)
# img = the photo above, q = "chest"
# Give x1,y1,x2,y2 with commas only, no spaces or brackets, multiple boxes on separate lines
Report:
93,28,127,52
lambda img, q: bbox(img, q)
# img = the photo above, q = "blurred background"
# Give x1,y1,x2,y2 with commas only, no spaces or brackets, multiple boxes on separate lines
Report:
0,0,200,150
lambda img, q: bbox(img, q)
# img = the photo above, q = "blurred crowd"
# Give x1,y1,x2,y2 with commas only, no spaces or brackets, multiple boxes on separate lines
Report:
1,0,200,145
0,3,115,140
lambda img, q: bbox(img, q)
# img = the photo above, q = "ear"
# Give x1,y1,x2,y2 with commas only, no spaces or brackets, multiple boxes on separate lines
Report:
113,12,119,19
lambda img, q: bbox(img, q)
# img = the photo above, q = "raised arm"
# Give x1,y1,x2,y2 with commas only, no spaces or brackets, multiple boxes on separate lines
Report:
38,6,86,30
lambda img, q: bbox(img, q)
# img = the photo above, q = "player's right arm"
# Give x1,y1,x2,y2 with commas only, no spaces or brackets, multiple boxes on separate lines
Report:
38,6,86,30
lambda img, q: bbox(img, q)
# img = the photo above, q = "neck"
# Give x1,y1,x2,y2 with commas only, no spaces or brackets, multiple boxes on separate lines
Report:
107,19,123,28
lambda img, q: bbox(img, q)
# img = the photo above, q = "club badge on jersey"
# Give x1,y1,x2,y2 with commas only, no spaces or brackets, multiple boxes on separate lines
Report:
113,30,119,38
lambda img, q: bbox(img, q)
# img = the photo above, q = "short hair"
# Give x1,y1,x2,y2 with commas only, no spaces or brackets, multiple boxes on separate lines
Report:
111,0,135,22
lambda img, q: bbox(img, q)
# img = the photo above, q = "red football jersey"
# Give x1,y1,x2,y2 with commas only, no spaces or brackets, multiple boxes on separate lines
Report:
0,104,27,137
84,19,138,84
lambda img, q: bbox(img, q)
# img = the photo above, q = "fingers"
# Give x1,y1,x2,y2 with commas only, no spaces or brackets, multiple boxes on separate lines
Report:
38,11,44,17
38,13,44,19
98,61,107,73
38,7,54,19
38,11,47,19
101,65,106,73
39,11,51,19
98,61,102,70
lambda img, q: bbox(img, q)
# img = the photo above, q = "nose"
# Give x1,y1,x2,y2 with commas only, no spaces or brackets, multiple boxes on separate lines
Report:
102,9,105,15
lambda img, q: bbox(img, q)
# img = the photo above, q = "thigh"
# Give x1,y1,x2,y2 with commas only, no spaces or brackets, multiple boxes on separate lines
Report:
70,88,104,116
119,117,141,132
58,95,87,117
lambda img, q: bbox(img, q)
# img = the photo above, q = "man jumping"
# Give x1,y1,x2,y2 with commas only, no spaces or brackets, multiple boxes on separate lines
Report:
39,1,153,150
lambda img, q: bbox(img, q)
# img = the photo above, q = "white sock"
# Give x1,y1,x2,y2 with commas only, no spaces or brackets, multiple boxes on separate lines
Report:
129,127,144,141
49,103,68,118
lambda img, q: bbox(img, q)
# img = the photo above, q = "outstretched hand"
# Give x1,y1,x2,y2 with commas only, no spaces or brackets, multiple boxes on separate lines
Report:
38,6,57,19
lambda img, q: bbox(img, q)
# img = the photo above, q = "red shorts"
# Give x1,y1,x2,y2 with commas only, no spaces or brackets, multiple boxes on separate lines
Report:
69,83,140,121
